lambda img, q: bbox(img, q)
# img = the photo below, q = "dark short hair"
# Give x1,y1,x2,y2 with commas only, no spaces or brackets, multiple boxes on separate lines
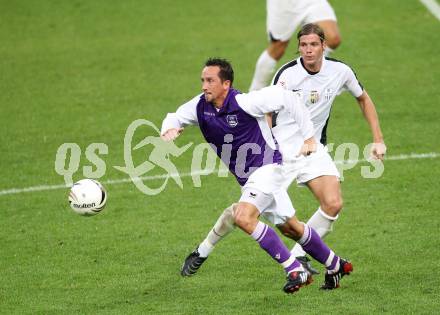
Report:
297,23,326,43
204,58,234,85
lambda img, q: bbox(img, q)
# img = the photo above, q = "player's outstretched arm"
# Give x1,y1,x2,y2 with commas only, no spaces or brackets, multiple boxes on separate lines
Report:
237,86,313,137
161,128,184,141
356,90,387,160
160,95,200,141
235,86,287,117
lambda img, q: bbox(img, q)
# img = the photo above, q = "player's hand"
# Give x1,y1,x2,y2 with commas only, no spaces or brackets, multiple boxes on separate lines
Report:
297,137,317,157
161,128,184,141
370,142,386,160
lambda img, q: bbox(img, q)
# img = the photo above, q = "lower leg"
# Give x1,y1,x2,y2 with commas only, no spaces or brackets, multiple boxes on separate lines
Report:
291,175,342,256
197,203,237,257
234,203,301,274
249,40,288,91
297,223,341,274
251,221,302,274
291,207,338,257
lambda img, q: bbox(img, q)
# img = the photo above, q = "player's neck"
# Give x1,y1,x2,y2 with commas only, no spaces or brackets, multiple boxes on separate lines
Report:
301,57,323,74
213,89,230,108
213,101,223,109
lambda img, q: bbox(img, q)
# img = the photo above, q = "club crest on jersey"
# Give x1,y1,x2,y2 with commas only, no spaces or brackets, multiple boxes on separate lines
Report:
226,115,238,127
310,90,319,104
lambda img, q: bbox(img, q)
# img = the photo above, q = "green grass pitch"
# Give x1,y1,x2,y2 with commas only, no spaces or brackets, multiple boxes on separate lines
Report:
1,0,439,313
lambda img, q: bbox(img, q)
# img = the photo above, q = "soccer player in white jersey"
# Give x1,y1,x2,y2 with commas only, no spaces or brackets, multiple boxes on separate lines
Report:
182,25,385,285
249,0,341,91
167,58,353,293
271,22,385,269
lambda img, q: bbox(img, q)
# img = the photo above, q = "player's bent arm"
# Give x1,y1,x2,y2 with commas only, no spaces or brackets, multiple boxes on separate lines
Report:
356,90,387,159
343,66,386,158
297,136,318,157
265,113,273,127
267,68,289,127
235,86,287,117
356,91,384,143
160,95,200,141
285,92,314,140
237,86,314,137
270,63,310,150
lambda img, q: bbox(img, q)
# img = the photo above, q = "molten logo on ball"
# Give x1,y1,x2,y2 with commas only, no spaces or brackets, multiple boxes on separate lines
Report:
68,179,107,216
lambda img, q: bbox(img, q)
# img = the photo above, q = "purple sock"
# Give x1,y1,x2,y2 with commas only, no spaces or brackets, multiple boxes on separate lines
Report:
252,221,301,274
298,224,340,272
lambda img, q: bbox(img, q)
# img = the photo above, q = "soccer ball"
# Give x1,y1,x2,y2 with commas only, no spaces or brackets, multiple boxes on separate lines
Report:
68,179,107,216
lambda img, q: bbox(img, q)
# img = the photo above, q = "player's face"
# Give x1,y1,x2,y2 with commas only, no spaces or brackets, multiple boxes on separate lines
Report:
201,66,230,107
298,34,325,70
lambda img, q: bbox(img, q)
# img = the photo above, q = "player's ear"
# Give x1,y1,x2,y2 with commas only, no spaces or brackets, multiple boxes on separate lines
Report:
223,80,231,89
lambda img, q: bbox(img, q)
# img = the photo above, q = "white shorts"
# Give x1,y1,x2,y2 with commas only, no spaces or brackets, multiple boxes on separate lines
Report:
282,145,340,186
239,164,296,225
267,0,337,41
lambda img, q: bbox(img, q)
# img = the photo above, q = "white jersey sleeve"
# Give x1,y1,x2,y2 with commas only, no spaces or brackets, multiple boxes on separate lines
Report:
161,94,200,134
235,86,286,117
236,86,314,139
287,92,315,139
343,67,364,98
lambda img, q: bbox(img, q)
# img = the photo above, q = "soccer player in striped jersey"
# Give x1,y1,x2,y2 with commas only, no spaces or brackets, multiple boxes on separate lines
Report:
249,0,341,91
172,58,353,292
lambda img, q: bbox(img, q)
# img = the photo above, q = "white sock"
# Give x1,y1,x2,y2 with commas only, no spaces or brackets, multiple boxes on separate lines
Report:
249,50,277,91
198,239,214,257
324,47,334,57
197,204,237,257
291,207,338,257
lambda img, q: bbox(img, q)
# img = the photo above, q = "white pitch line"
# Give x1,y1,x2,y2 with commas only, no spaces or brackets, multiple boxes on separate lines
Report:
0,152,439,197
335,152,440,165
0,170,212,196
420,0,440,21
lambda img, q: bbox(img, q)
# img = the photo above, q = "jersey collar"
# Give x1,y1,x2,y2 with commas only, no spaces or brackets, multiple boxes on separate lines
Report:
299,56,326,75
217,88,238,114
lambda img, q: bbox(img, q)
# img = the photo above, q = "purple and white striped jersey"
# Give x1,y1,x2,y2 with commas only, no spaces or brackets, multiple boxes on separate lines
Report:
161,85,314,186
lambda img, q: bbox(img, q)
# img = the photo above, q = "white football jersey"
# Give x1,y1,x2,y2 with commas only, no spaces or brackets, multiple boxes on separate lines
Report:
271,56,364,145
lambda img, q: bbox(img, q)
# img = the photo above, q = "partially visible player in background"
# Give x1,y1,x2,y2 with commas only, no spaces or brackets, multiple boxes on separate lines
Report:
183,23,385,277
249,0,341,91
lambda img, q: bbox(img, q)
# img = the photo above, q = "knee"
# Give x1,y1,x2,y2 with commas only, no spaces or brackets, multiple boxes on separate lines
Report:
277,222,303,241
233,207,256,233
223,203,238,227
268,40,289,60
326,33,342,50
321,197,343,217
229,203,238,215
